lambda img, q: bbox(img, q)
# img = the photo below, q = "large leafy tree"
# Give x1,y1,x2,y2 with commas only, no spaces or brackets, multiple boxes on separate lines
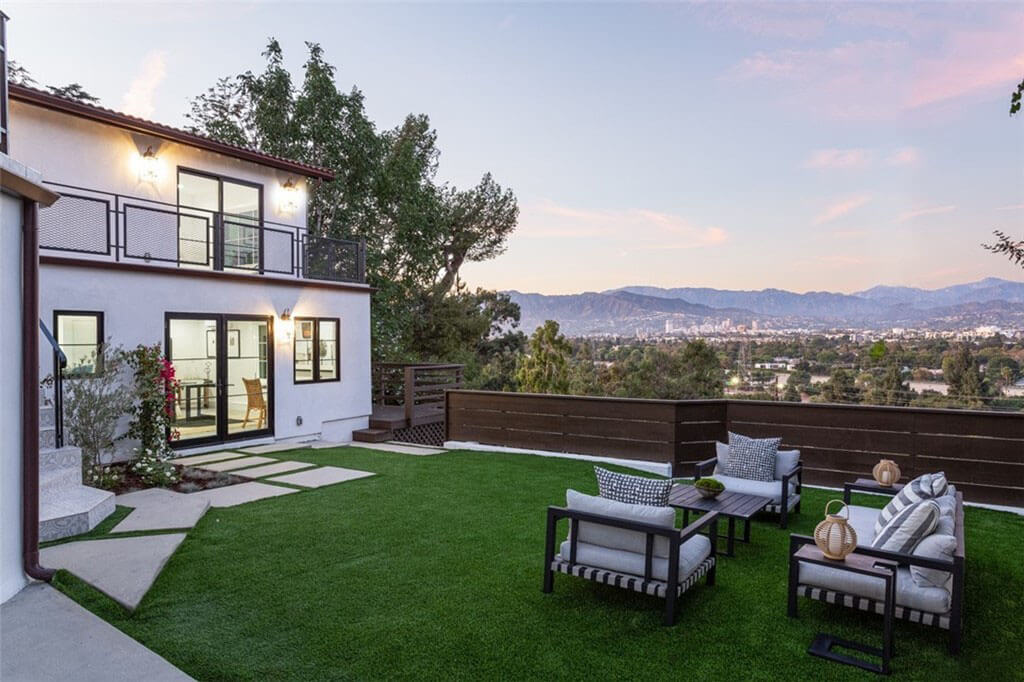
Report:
186,40,519,361
516,320,572,394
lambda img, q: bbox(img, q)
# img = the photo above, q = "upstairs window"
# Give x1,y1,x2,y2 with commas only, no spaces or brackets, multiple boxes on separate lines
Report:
294,318,339,383
54,311,103,376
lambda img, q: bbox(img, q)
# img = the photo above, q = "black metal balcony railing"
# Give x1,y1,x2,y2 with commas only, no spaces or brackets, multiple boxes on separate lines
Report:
38,182,366,284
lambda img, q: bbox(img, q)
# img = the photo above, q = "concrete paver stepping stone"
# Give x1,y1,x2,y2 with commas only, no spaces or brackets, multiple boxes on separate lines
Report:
171,451,245,466
351,442,446,456
239,442,315,454
112,489,210,533
267,466,375,489
187,482,297,508
194,456,276,472
232,460,317,479
40,534,187,610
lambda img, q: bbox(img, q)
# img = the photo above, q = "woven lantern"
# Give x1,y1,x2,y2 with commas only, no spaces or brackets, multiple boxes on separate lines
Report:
872,459,901,488
814,500,858,561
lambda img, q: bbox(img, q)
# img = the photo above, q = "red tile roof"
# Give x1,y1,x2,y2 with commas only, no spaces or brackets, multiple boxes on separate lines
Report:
9,83,335,180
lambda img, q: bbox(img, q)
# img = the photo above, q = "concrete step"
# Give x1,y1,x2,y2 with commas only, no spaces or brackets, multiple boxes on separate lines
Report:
39,485,115,542
40,405,55,427
39,446,83,478
41,466,82,491
352,428,392,443
39,425,56,450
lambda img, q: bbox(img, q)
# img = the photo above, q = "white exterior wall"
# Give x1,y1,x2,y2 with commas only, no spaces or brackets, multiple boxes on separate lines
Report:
9,100,308,230
39,265,372,455
11,99,373,453
1,191,26,603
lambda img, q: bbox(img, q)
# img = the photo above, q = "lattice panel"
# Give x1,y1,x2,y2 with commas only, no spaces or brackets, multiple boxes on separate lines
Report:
38,194,110,254
392,422,446,447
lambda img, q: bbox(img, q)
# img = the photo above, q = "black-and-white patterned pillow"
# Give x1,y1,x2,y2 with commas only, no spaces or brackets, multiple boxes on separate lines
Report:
874,472,948,536
594,466,672,506
721,432,780,482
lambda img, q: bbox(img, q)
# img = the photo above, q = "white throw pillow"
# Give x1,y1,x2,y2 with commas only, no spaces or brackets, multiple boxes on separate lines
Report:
910,533,957,588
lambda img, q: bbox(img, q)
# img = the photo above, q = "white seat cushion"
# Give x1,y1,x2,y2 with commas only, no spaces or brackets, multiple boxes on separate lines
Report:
711,474,796,504
845,504,882,546
799,563,950,614
558,535,712,583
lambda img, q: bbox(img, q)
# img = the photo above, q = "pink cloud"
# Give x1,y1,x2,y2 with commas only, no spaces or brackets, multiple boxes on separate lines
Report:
896,204,956,222
885,147,920,166
725,6,1024,120
803,148,872,169
995,203,1024,211
813,195,871,225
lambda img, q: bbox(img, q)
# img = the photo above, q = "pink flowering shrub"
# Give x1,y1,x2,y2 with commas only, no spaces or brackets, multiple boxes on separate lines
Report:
124,344,181,486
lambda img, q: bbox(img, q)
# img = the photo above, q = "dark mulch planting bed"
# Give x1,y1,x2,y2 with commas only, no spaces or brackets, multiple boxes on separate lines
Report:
106,464,247,495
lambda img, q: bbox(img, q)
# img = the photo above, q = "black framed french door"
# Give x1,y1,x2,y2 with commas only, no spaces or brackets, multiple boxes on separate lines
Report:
165,312,274,448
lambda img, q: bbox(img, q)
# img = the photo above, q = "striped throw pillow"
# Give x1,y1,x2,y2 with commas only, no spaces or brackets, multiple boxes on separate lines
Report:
874,472,948,536
721,432,780,482
871,500,940,553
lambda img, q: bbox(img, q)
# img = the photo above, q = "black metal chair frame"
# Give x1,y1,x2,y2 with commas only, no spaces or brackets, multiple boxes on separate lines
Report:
695,457,803,528
543,506,719,626
788,489,966,655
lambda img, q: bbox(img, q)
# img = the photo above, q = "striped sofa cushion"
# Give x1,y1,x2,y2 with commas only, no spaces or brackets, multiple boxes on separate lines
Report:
551,556,715,599
797,585,950,630
875,472,948,536
872,500,940,553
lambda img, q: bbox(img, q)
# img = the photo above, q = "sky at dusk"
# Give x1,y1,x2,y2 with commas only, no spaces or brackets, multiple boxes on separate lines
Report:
7,1,1024,294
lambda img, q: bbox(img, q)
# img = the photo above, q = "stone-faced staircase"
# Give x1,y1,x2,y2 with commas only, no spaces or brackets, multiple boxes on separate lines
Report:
38,405,115,542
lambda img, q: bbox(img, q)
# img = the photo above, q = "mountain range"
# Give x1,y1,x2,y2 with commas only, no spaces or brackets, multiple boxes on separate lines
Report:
505,278,1024,336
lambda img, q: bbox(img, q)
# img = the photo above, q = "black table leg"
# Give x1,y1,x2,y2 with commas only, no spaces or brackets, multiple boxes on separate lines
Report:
743,518,751,543
726,517,736,557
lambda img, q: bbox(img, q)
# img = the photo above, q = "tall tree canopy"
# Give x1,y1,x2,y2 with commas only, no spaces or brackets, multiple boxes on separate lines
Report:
186,40,519,362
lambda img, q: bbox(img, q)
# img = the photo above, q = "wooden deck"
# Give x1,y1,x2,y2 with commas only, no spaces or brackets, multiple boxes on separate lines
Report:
369,403,446,430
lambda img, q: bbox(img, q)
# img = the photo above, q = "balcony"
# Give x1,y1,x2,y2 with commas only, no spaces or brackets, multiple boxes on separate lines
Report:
37,182,366,284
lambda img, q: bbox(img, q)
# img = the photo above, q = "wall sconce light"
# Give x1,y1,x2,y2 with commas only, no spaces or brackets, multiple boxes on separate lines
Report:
278,308,294,341
138,145,161,183
278,178,302,214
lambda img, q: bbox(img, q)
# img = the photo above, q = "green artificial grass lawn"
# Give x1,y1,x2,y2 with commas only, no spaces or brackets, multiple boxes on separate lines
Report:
53,447,1024,681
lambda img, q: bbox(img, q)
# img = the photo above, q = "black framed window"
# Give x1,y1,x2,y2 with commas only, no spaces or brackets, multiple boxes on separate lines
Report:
54,311,104,376
294,317,339,383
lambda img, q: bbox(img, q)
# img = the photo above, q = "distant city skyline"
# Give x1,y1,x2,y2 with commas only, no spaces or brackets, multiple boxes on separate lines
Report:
6,1,1024,294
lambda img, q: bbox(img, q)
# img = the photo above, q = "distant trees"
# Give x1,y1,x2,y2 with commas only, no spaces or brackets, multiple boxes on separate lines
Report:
942,345,986,407
820,368,857,404
7,60,100,104
867,363,910,406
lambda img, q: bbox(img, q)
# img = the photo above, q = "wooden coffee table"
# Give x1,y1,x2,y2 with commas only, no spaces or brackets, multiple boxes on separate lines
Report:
668,485,771,557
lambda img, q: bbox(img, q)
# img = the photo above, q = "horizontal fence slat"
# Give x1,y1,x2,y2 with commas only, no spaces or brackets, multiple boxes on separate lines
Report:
444,391,1024,506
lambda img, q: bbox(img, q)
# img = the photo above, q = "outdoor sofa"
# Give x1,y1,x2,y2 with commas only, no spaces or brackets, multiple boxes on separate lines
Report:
788,483,966,654
543,489,718,625
695,441,803,528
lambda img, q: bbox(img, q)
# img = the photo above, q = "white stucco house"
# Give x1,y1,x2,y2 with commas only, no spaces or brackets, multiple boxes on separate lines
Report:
8,84,373,457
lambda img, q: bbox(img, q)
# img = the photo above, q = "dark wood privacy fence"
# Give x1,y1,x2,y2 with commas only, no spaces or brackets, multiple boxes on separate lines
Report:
445,390,1024,507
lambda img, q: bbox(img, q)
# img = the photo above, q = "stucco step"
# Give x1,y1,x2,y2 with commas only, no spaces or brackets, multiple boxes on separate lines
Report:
39,425,57,450
39,405,55,427
39,446,83,477
40,465,82,491
39,485,115,542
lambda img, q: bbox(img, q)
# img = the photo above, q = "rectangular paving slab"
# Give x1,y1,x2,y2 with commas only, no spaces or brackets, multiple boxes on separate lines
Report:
40,534,187,610
171,451,245,466
194,456,276,472
267,466,375,489
231,460,317,479
112,489,210,533
238,442,315,454
187,482,297,507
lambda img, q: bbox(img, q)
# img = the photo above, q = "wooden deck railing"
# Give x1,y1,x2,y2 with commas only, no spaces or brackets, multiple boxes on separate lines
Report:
374,363,464,422
445,390,1024,507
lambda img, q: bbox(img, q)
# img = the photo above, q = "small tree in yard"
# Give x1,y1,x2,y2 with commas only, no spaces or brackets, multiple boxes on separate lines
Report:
123,344,181,487
62,343,133,487
516,320,572,394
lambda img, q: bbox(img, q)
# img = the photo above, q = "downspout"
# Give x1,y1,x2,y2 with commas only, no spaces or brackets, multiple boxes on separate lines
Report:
22,197,54,581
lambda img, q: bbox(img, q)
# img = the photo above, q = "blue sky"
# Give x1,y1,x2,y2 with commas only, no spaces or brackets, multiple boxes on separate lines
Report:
8,1,1024,294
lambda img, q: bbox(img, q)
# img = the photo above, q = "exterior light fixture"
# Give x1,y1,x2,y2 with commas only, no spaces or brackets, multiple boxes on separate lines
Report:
279,178,302,214
278,308,294,341
138,145,160,183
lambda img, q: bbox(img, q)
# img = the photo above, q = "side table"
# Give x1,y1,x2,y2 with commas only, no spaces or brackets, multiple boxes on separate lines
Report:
843,478,905,504
788,544,898,675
